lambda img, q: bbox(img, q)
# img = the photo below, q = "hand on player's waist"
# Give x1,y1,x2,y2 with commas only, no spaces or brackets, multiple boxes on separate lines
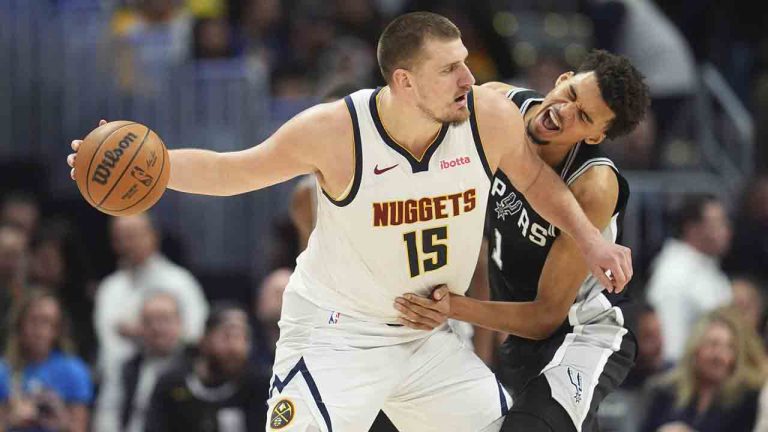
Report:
394,285,450,330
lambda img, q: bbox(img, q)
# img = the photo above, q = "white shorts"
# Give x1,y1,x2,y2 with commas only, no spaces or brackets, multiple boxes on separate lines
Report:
266,290,510,432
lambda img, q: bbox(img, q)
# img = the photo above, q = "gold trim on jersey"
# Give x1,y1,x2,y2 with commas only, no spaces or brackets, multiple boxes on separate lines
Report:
319,101,358,202
376,88,443,162
320,171,355,202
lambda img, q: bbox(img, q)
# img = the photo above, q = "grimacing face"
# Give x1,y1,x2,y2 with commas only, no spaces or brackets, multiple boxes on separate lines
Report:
527,71,615,146
402,37,475,124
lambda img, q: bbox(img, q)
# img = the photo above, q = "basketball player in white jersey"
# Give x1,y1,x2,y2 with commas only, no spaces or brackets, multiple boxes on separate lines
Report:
68,13,633,432
394,51,650,431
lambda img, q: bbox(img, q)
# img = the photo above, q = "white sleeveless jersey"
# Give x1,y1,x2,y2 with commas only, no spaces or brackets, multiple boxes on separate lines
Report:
287,87,492,322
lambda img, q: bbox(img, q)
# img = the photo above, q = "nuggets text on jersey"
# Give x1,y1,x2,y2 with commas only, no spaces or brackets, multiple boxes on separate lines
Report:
372,188,477,227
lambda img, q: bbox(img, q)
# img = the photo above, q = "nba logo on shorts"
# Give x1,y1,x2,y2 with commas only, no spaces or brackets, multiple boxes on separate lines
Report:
328,311,341,324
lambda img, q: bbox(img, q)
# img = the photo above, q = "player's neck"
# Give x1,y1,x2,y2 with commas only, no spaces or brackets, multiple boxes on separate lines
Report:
537,142,576,168
377,86,442,155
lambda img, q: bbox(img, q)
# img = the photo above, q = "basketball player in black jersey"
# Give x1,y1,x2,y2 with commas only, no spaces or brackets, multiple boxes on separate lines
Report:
395,50,650,431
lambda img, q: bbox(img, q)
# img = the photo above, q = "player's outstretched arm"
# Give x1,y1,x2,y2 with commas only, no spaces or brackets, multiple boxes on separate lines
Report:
472,85,632,291
167,100,350,196
67,100,351,197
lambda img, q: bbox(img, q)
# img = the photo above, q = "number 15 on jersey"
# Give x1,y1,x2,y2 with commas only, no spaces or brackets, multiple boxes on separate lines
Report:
403,227,448,277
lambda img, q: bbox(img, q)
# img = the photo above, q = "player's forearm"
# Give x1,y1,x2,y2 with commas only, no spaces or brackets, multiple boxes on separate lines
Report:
167,149,242,196
450,295,562,340
523,163,602,251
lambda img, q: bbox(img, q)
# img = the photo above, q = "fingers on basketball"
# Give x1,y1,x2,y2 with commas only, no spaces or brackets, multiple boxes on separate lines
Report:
73,121,170,216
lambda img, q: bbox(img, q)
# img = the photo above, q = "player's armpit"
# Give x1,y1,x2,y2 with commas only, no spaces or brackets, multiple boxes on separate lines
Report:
168,100,353,197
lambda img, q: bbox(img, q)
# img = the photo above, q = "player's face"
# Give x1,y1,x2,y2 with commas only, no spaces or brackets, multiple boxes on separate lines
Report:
408,38,475,124
527,72,614,146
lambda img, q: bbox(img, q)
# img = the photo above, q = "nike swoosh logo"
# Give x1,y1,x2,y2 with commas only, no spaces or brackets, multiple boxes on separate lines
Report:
374,164,398,175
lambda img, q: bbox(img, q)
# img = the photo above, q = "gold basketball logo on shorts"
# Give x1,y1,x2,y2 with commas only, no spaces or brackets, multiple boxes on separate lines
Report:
270,399,295,429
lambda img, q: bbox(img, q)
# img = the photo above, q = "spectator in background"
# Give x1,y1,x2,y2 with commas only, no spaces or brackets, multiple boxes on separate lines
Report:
625,303,670,390
647,195,733,363
111,0,193,94
28,219,97,363
0,291,92,432
145,303,269,432
0,192,40,240
724,175,768,281
94,213,208,412
603,111,657,170
600,303,670,432
240,0,286,82
0,224,28,349
523,53,569,95
587,0,697,167
640,308,766,432
253,267,290,368
730,275,765,335
193,17,237,59
95,292,187,432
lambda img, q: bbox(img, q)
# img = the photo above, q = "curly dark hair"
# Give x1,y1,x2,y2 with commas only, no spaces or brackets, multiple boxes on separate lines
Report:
577,50,650,139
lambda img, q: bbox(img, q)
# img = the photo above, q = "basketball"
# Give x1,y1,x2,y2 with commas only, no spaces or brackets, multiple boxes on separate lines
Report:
73,121,170,216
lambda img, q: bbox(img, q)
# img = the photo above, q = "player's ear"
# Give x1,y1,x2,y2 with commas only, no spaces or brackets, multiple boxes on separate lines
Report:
392,68,412,91
555,71,574,87
585,133,606,145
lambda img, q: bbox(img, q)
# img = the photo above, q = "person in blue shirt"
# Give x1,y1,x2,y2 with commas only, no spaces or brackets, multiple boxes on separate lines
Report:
0,290,92,432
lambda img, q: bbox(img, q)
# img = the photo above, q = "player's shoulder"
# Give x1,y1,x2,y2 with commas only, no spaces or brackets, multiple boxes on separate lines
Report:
471,85,523,142
569,164,619,211
472,84,522,121
297,99,352,133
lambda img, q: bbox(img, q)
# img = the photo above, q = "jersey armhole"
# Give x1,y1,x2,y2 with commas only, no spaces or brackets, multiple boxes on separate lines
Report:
468,88,493,181
320,95,363,206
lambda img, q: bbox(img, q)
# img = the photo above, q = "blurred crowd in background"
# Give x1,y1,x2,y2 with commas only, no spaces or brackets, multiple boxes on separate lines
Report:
0,0,767,431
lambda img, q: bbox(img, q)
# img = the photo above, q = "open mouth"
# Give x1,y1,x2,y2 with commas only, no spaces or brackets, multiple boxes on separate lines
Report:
454,94,467,103
540,107,561,132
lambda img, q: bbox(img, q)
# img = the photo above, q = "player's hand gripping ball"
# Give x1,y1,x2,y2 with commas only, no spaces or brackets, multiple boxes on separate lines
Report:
70,121,170,216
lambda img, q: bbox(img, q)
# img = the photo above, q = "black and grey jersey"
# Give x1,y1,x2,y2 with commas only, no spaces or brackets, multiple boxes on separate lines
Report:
486,88,631,328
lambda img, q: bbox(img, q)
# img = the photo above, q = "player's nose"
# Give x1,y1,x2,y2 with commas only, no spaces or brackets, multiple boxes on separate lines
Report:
457,63,475,88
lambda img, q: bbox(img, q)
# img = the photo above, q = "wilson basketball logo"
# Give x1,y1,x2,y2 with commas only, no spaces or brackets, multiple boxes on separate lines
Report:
439,156,470,170
91,131,138,185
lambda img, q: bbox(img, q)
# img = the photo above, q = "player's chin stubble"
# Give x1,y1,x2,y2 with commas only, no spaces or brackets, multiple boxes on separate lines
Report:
526,119,549,146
